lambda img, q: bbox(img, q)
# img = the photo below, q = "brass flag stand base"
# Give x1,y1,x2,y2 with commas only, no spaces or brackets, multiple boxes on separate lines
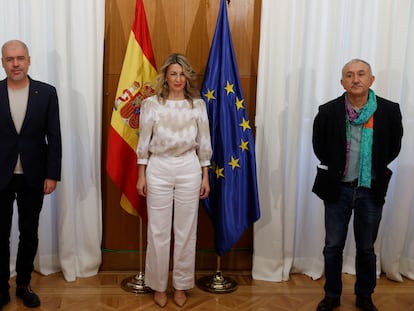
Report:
121,271,152,294
197,256,238,293
120,217,152,294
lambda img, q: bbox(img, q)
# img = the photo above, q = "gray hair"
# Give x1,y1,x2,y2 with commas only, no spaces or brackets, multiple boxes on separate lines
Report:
1,40,30,58
342,59,373,76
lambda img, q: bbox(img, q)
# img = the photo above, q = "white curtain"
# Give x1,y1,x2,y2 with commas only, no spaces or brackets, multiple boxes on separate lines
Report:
253,0,414,283
0,0,104,281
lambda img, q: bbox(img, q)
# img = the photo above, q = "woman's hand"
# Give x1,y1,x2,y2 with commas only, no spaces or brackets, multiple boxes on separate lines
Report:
199,167,210,199
136,165,147,197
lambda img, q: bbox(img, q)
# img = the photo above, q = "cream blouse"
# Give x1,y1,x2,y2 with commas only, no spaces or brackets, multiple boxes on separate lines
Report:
136,95,212,167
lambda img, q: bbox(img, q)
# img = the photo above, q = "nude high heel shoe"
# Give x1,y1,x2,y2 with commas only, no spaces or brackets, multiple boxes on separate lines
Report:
173,290,187,307
154,291,167,308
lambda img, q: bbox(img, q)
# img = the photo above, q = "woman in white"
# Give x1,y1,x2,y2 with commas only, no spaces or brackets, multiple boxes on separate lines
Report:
136,53,212,308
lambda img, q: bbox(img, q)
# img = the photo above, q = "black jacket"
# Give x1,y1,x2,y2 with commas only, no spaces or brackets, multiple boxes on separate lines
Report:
0,77,62,190
312,93,403,205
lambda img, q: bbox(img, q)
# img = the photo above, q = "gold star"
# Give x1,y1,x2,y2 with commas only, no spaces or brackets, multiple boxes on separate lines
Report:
239,118,251,132
235,97,245,110
228,157,240,170
224,81,234,95
240,139,249,151
204,89,216,102
215,166,225,179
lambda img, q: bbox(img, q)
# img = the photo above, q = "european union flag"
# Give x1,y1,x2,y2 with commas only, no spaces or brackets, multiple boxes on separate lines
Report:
201,0,260,256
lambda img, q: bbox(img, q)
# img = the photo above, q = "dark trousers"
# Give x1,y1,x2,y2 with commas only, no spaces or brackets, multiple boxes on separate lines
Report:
323,184,382,298
0,174,44,292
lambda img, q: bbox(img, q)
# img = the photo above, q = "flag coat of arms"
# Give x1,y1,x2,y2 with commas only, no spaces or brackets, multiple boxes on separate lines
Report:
202,0,260,256
106,0,157,220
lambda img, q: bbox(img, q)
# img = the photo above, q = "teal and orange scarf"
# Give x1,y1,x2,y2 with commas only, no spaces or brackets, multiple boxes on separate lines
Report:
344,89,377,188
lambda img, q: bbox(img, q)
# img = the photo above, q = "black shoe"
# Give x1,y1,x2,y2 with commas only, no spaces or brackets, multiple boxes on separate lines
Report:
316,296,340,311
0,291,10,307
16,284,40,308
356,296,378,311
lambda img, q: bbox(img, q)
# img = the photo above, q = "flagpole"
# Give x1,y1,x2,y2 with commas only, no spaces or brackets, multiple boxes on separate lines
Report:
120,216,152,294
197,255,238,293
107,0,156,295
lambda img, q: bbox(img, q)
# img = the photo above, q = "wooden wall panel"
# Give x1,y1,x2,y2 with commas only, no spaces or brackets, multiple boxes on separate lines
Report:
104,0,136,75
102,0,262,271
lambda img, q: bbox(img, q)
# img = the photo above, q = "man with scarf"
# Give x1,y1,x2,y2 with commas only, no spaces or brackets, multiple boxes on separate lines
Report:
312,59,403,311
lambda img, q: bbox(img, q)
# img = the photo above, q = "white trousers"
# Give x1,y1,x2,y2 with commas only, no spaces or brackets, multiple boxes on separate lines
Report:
144,151,202,292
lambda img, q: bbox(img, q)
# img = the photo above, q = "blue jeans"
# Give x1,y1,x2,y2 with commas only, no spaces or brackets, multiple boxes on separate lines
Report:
323,183,382,298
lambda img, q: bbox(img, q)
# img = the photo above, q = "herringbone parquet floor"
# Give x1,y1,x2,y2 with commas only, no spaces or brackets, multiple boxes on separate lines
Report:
3,271,414,310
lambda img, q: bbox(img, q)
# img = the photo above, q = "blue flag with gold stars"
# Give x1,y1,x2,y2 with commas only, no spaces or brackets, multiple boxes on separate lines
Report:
201,0,260,256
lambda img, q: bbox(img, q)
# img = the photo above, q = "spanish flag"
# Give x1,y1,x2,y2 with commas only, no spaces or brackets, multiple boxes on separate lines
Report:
106,0,157,219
